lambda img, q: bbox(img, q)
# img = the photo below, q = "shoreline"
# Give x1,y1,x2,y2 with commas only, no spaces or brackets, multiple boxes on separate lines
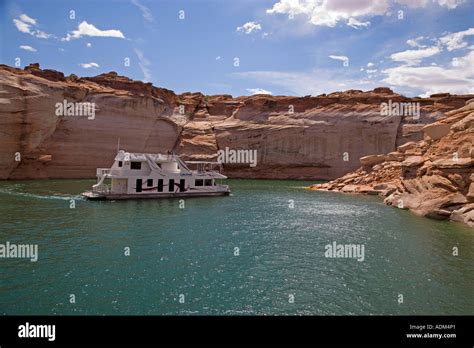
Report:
308,99,474,228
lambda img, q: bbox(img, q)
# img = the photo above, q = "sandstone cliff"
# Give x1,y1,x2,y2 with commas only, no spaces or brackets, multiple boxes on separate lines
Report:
0,63,472,180
310,100,474,227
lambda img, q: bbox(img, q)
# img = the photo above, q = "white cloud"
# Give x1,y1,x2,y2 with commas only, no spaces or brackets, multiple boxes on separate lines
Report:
439,27,474,51
13,19,31,33
395,0,429,8
63,21,125,41
267,0,389,28
397,0,464,8
131,0,154,23
366,69,378,74
246,88,273,95
134,48,152,82
35,31,50,39
234,70,377,96
266,0,465,30
347,18,370,29
406,36,427,48
86,42,92,47
79,62,100,69
19,45,37,52
382,50,474,96
367,62,375,67
436,0,465,9
236,21,262,34
215,56,221,60
390,46,441,65
13,13,51,39
19,14,36,25
329,55,349,64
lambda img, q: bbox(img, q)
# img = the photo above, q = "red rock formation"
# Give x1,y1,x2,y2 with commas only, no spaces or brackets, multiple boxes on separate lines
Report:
310,100,474,227
1,63,472,182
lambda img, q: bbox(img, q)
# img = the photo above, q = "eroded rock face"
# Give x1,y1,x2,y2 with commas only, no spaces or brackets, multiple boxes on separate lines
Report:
1,63,473,181
422,123,451,140
0,65,179,179
360,154,386,167
310,100,474,227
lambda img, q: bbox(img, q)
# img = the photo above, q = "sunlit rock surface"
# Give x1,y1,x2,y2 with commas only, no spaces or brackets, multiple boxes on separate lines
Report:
1,63,472,182
310,100,474,227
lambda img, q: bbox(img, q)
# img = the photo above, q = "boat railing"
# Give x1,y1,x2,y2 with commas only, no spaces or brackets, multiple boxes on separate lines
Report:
92,184,111,194
186,161,223,173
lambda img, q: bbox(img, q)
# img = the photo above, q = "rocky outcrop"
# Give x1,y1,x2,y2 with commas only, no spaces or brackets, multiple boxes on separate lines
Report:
1,63,473,181
309,100,474,227
360,154,386,167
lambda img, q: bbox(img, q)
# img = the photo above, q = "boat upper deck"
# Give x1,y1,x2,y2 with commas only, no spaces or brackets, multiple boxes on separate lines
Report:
97,150,227,179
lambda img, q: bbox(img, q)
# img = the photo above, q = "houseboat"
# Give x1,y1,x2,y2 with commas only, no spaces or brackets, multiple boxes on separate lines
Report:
82,150,231,200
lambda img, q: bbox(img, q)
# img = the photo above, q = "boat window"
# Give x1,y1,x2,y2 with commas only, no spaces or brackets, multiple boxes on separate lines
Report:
147,179,153,187
179,179,185,192
118,161,123,167
195,179,203,186
169,179,175,192
136,179,142,193
131,162,141,170
157,179,163,192
205,179,212,186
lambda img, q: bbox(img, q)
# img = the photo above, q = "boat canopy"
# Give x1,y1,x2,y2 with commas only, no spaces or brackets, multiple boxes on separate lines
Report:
114,150,173,163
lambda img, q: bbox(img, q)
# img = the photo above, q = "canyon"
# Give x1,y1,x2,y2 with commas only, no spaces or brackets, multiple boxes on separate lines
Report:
0,63,472,184
310,99,473,227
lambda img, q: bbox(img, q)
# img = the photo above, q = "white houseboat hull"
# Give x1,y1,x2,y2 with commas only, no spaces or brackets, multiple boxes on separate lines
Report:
82,189,230,200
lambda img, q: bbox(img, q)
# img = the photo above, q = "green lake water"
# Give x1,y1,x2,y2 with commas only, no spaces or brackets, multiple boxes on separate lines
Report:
0,179,473,315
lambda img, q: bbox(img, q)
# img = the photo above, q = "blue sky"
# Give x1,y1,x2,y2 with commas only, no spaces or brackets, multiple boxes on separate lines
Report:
1,0,473,97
